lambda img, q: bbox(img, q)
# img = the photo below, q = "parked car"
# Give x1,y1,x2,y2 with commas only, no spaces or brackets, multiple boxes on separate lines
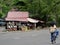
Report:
0,19,6,26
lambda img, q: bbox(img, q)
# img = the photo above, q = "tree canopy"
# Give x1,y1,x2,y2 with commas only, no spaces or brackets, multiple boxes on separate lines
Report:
0,0,60,25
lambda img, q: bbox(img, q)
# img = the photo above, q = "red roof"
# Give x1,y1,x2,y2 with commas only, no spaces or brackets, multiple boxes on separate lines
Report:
5,11,29,22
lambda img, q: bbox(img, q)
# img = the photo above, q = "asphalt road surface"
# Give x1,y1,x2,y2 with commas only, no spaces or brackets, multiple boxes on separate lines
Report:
0,28,60,45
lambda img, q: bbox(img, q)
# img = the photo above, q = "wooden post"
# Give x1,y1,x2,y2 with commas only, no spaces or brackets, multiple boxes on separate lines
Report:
35,23,36,30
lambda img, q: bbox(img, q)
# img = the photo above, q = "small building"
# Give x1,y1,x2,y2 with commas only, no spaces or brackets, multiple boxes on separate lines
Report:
5,11,42,31
5,11,29,31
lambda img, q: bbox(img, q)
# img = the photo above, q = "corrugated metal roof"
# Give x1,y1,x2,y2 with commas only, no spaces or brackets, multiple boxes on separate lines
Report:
5,11,29,22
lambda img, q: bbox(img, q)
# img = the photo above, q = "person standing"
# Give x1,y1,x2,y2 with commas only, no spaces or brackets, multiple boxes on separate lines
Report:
49,24,57,44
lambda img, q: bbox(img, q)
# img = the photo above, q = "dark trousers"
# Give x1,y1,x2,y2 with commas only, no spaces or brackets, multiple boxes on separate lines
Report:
51,32,56,42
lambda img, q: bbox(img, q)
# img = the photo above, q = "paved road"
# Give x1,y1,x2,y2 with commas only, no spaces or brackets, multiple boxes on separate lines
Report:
0,29,60,45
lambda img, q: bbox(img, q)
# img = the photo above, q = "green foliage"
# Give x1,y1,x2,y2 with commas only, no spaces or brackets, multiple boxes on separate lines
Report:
0,0,60,26
0,12,3,18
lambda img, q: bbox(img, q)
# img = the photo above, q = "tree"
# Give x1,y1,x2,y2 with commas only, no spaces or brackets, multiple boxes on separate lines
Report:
0,0,60,26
